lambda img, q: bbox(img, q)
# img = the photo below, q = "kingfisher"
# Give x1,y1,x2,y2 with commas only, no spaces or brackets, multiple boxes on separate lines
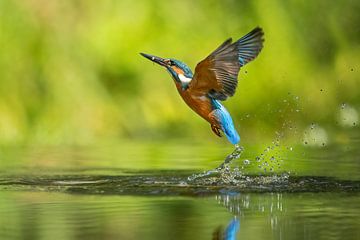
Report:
141,27,264,145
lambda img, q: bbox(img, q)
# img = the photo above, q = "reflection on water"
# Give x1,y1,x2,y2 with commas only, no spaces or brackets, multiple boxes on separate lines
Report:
0,170,359,240
0,191,359,240
213,218,240,240
214,192,360,240
0,133,359,239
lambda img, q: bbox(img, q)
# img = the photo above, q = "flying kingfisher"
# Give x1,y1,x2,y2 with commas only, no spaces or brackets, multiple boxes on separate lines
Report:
141,27,264,144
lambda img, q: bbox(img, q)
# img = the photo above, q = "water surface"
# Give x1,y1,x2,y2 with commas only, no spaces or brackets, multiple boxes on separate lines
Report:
0,137,360,240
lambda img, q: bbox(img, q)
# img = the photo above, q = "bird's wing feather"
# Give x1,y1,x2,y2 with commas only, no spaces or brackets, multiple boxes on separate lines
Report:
189,27,264,101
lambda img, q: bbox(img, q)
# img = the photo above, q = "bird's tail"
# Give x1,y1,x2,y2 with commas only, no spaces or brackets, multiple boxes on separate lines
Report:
211,100,240,145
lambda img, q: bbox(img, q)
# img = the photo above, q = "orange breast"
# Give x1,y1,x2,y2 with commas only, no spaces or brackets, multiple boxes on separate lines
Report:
175,83,214,124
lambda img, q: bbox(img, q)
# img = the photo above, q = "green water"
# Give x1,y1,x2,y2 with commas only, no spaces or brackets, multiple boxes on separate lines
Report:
0,136,360,240
0,192,359,240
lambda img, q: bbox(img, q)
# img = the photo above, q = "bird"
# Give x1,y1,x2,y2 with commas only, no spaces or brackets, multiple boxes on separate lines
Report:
212,218,240,240
140,27,264,145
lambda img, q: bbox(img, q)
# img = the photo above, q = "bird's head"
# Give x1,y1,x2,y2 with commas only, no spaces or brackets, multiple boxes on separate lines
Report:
140,53,193,90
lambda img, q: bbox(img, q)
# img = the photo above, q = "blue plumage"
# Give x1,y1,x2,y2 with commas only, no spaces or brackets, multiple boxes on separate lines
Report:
236,27,263,67
224,218,240,240
211,99,240,144
141,27,263,145
165,59,193,90
170,59,193,78
238,57,245,66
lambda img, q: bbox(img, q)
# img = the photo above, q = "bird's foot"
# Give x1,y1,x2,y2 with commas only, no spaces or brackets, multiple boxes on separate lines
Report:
211,124,222,137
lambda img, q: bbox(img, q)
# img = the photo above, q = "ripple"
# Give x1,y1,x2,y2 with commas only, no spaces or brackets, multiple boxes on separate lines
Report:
0,171,359,196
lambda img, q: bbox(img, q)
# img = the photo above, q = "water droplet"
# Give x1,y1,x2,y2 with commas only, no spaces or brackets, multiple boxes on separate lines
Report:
243,159,250,165
339,104,358,127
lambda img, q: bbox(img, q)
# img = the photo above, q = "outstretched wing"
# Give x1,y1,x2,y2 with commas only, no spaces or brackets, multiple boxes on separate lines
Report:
188,27,264,101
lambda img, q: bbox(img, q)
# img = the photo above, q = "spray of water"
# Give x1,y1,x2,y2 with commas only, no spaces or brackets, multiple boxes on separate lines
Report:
188,93,299,183
187,136,291,184
187,144,244,182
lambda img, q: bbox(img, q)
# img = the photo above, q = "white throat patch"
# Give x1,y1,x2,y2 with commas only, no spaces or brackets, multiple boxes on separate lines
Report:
178,74,192,84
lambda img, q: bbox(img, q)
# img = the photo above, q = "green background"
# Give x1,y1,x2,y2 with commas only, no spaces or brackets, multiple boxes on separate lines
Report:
0,0,359,145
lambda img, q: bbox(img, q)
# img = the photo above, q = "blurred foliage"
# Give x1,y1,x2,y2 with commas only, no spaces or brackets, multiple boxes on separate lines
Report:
0,0,359,145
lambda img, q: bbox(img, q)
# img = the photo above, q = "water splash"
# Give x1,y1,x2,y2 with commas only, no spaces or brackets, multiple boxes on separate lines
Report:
217,144,244,170
254,134,290,174
187,138,291,183
187,144,244,182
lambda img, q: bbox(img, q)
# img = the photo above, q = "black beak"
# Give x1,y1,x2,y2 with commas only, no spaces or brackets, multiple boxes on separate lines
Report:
140,53,167,66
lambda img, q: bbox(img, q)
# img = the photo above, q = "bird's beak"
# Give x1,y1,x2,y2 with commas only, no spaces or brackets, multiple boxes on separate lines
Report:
140,53,167,66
